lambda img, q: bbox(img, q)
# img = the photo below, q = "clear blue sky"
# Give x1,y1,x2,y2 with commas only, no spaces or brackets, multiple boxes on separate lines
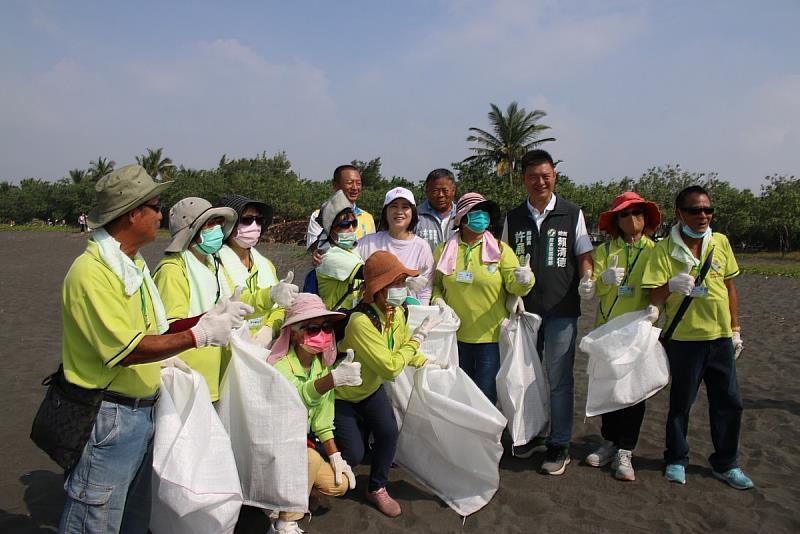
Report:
1,0,798,190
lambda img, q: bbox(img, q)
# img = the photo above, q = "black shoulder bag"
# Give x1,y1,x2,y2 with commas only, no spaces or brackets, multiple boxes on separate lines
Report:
660,248,715,345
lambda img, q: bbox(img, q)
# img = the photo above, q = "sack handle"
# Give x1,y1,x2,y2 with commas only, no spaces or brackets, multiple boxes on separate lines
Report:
660,247,715,343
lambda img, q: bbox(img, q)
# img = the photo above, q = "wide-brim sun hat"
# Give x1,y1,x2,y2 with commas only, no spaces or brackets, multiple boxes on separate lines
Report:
362,250,419,304
598,191,661,236
383,187,416,206
453,192,501,227
267,293,346,366
219,194,274,231
164,197,238,253
87,164,171,228
317,190,353,236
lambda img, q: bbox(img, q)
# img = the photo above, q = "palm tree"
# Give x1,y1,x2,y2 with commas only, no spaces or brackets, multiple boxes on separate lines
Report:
464,102,556,184
88,157,116,180
136,147,175,181
68,169,87,184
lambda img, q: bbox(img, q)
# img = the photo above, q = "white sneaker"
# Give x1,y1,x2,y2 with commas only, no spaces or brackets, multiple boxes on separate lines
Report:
268,520,305,534
613,449,635,481
585,441,617,467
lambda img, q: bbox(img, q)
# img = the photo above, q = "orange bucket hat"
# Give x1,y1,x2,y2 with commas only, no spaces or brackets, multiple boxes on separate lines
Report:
361,251,419,303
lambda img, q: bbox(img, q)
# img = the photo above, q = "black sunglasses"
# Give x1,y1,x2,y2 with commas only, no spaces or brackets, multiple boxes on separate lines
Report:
680,206,715,215
301,321,335,335
141,202,162,213
336,219,358,229
618,208,644,218
240,215,265,225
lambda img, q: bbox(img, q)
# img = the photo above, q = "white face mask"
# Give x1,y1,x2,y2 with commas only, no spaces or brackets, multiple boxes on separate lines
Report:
386,286,408,306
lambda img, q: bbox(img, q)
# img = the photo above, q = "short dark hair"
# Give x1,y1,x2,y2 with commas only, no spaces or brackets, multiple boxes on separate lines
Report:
378,202,419,233
520,149,555,173
425,168,455,184
333,165,360,184
676,185,710,209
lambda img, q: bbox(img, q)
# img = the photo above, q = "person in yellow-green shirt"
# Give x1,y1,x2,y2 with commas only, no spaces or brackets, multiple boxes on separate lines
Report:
642,185,753,491
577,191,662,482
335,251,449,518
267,293,362,534
58,165,248,534
432,192,535,404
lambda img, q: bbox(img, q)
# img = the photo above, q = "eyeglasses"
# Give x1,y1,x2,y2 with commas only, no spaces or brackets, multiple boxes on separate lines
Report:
679,206,715,215
300,321,335,335
240,215,265,226
141,202,161,213
429,188,453,195
336,219,358,229
618,208,644,218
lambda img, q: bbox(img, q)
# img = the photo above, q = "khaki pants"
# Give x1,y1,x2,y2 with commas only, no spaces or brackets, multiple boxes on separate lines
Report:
280,448,348,521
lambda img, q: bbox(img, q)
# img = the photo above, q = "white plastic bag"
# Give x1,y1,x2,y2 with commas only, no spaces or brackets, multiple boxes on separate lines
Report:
497,312,550,446
383,305,461,430
217,325,308,512
396,367,507,516
150,366,242,534
579,309,670,417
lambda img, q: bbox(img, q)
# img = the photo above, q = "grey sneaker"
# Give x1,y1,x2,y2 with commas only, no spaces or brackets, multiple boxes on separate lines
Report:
540,447,571,475
612,449,635,481
585,440,617,467
512,436,548,458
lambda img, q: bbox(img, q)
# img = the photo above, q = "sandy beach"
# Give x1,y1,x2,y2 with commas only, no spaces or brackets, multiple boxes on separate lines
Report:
1,231,798,533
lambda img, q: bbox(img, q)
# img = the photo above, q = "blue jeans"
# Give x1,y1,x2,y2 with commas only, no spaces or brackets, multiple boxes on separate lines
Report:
457,342,500,404
334,385,398,492
59,398,156,534
664,338,742,472
537,316,578,449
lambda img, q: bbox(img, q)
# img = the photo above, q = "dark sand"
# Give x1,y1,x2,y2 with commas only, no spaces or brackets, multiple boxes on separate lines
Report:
1,231,798,533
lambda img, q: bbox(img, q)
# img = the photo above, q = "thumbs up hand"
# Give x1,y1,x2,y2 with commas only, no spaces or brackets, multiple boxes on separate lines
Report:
513,253,533,285
578,270,596,300
331,349,362,387
600,255,626,286
220,286,255,321
668,262,695,296
269,271,299,308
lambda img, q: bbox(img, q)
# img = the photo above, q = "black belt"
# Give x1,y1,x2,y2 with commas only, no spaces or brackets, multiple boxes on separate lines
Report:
103,391,159,408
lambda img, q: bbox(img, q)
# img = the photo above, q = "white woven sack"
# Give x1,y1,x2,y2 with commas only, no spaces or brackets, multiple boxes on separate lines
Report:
497,311,550,446
579,309,670,417
150,367,242,534
217,326,308,512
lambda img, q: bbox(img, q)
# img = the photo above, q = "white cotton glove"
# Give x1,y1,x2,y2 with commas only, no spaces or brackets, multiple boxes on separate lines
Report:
668,263,695,296
250,325,274,348
160,356,192,373
406,274,429,293
645,304,660,322
506,295,525,316
600,255,626,286
331,349,362,387
221,286,255,320
578,270,595,300
269,271,299,308
329,451,356,489
513,253,533,286
411,314,444,344
732,331,743,360
425,356,450,369
189,302,238,347
432,297,459,324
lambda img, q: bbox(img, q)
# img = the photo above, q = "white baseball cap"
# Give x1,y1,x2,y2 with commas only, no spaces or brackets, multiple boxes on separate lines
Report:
383,187,416,206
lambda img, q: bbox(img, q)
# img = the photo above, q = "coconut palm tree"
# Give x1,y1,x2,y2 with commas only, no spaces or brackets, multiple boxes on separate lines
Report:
464,102,556,184
136,147,175,181
88,157,116,180
68,169,87,184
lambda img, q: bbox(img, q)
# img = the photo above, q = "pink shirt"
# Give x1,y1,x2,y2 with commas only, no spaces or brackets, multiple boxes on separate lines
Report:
357,231,435,305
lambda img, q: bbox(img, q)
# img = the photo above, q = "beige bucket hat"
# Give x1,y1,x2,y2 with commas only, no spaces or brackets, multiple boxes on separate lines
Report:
87,164,171,228
164,197,237,253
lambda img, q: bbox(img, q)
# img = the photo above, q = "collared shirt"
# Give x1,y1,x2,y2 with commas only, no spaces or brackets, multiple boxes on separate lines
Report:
416,200,456,251
592,236,655,327
306,204,375,249
501,193,593,256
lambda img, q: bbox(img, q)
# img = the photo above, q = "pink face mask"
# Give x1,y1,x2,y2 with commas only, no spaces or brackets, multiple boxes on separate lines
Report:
301,329,334,354
234,221,261,248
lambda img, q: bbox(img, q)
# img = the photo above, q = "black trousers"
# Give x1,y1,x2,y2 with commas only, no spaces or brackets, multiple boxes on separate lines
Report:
600,400,647,451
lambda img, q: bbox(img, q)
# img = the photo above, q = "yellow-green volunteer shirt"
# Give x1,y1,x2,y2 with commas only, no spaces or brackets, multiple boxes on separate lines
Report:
592,236,655,327
336,304,427,403
641,231,739,341
273,347,336,442
431,237,535,343
218,259,285,334
62,241,161,397
153,254,225,401
355,210,376,240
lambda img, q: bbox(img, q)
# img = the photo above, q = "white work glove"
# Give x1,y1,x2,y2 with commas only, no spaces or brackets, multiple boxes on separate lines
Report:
406,273,429,293
732,331,743,360
189,301,238,347
425,356,450,369
250,325,274,348
221,286,255,320
645,304,660,322
329,451,356,489
331,349,362,387
513,253,533,285
600,255,625,286
411,313,444,344
506,295,525,316
269,271,299,308
160,356,192,373
432,297,459,324
578,270,595,300
668,263,695,296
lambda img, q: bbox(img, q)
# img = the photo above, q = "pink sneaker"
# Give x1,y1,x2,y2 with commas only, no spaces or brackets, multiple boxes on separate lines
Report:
366,487,401,517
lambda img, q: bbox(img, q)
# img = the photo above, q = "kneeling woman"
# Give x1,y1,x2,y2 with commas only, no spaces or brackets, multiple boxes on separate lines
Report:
268,293,362,534
335,251,447,517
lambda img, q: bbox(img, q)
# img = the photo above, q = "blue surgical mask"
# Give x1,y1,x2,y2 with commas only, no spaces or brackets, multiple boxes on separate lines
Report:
681,224,711,239
336,231,357,250
194,224,225,255
386,286,408,307
466,211,490,233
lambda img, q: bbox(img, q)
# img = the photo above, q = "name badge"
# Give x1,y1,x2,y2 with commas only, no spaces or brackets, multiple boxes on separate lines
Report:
456,271,474,284
486,264,498,274
690,286,709,298
248,317,263,328
617,285,634,297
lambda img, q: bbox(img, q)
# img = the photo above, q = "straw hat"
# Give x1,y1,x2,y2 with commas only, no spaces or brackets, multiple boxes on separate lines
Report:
361,250,419,304
218,194,274,229
598,192,661,236
453,192,501,227
87,165,171,228
164,197,237,253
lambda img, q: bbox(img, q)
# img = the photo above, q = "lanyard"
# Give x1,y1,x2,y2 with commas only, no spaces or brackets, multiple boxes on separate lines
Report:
599,242,644,323
463,239,480,269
